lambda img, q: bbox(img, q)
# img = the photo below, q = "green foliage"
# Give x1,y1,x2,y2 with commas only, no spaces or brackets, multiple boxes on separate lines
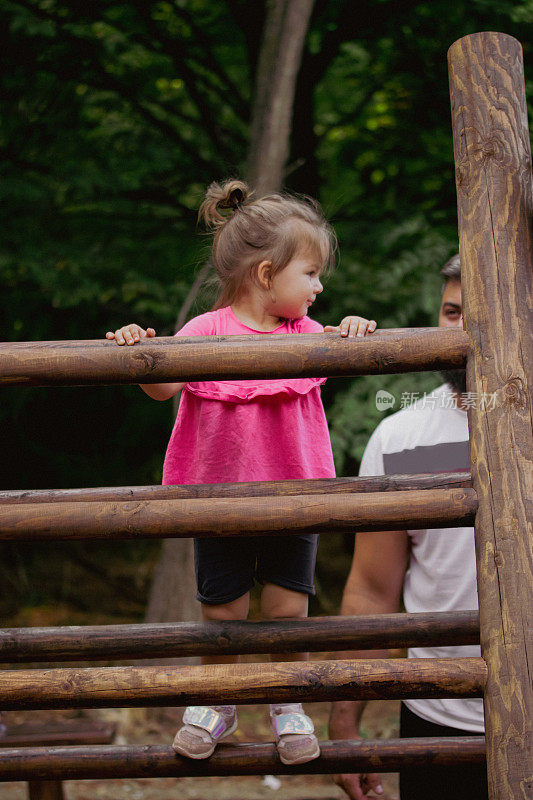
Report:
1,0,531,615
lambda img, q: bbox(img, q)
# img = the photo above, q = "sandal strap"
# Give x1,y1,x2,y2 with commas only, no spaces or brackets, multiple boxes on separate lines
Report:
271,712,314,737
182,707,228,739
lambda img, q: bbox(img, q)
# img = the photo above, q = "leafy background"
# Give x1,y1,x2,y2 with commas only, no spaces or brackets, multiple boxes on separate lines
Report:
1,0,531,619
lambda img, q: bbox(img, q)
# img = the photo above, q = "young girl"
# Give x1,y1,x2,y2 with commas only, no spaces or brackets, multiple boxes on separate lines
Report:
107,180,376,765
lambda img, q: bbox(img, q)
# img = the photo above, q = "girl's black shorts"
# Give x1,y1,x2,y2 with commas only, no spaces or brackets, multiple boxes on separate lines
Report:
194,533,318,605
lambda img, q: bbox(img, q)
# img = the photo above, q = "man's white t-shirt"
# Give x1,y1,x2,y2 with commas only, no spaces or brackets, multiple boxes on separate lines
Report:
359,384,484,732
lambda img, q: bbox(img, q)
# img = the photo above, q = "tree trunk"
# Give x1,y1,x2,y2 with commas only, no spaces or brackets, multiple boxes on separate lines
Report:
247,0,316,196
144,537,200,627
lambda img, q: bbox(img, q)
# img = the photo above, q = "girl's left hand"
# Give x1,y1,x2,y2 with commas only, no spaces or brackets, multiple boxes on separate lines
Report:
324,316,377,338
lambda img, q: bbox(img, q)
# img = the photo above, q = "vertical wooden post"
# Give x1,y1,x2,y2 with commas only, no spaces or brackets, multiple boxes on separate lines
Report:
448,32,533,800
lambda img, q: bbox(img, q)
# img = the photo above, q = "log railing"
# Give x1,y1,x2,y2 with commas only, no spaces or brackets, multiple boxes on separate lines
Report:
449,32,533,799
0,488,477,542
0,328,467,386
0,738,486,781
0,659,486,710
0,470,471,504
1,31,531,800
0,611,479,663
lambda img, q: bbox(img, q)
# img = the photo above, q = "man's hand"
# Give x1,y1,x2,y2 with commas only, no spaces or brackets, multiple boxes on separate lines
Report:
334,767,387,800
324,316,377,338
329,702,386,799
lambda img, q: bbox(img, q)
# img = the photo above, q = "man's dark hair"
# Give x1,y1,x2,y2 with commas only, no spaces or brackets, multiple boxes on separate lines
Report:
441,253,461,280
440,253,466,394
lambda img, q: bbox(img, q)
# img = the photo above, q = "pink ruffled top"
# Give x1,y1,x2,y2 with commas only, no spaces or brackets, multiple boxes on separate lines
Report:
162,306,336,486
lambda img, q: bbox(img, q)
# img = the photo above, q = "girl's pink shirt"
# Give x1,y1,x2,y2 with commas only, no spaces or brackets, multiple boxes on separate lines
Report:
162,306,336,485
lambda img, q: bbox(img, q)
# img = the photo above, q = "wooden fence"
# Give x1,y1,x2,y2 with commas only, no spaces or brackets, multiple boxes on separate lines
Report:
0,31,531,800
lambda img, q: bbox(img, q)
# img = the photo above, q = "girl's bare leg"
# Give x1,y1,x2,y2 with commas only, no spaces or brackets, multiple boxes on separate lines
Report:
260,583,308,662
200,592,250,665
260,583,319,765
173,593,250,758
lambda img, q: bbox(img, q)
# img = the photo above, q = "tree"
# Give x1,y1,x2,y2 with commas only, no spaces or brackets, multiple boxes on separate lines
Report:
247,0,315,195
1,0,529,621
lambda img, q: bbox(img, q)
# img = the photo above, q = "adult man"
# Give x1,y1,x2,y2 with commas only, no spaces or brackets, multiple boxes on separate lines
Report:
329,255,487,800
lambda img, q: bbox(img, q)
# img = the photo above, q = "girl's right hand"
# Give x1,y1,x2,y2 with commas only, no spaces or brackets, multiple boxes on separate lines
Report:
106,324,156,346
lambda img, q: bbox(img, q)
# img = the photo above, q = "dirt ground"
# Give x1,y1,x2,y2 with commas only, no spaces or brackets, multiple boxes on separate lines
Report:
0,699,400,800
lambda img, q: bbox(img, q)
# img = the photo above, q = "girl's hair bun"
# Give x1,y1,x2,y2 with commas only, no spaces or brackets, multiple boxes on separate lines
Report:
199,179,251,228
197,176,336,311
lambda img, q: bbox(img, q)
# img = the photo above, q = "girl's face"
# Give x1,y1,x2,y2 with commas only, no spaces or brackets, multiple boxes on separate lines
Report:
268,250,324,319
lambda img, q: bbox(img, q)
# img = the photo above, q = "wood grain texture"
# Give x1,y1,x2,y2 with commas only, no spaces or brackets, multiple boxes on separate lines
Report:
449,31,533,800
0,611,480,663
0,488,477,542
0,720,116,748
0,658,486,710
0,738,486,781
0,328,467,387
0,471,472,505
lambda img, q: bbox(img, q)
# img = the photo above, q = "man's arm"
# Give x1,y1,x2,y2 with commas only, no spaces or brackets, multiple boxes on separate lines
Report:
329,529,409,799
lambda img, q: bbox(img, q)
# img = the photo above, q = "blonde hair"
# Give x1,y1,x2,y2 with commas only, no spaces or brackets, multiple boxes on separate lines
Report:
198,179,337,311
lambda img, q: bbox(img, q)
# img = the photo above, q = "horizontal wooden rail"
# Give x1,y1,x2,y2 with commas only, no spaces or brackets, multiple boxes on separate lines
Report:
0,658,486,710
0,720,116,748
0,328,468,387
0,738,486,780
0,611,480,663
0,488,477,542
0,471,472,505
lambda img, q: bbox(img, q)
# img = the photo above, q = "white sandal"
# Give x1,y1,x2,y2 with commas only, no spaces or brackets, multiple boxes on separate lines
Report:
172,705,238,759
270,703,320,765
